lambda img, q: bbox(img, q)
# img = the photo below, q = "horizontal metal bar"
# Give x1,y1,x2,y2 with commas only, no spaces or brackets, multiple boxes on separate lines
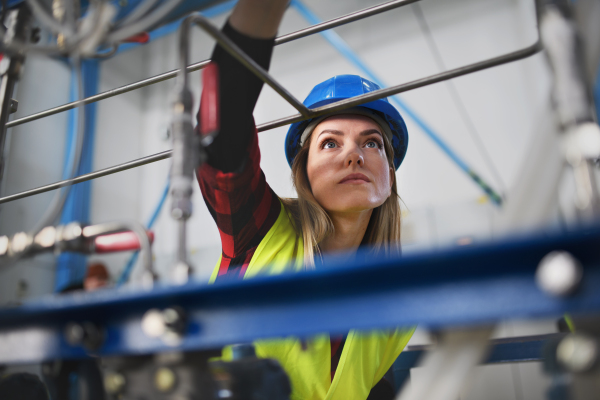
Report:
0,39,542,205
5,61,210,128
6,0,416,129
0,224,598,364
275,0,419,45
0,150,172,204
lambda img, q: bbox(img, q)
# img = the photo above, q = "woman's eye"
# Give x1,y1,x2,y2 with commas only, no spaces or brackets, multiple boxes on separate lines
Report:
323,141,337,149
365,140,380,148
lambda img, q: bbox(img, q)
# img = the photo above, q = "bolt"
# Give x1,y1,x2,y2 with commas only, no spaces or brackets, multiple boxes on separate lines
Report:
218,389,233,398
171,208,184,220
141,307,186,346
536,251,583,297
0,236,9,256
154,367,177,392
65,323,85,345
557,334,598,373
34,226,56,249
172,262,193,285
162,307,186,346
62,222,83,241
9,99,18,114
30,27,40,44
141,309,166,338
104,372,126,394
64,322,104,351
10,232,31,254
163,308,184,329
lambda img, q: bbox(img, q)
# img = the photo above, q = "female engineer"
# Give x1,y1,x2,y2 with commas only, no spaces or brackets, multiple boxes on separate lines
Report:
196,0,415,399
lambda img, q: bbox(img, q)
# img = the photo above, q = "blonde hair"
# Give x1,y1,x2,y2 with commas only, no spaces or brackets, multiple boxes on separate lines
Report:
281,123,402,268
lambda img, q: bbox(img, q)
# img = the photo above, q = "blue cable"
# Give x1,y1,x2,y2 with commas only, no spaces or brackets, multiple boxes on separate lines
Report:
117,179,170,286
116,0,238,54
290,0,502,206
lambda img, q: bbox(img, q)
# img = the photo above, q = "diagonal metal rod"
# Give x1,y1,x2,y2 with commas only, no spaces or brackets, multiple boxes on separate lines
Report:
6,0,416,129
0,39,542,205
191,13,311,117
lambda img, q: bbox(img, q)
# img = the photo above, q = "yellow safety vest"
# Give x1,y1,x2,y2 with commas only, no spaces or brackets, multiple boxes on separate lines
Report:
209,201,414,400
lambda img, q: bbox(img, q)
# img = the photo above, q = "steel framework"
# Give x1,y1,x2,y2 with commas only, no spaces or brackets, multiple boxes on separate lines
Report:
0,2,599,400
0,223,598,364
0,0,541,205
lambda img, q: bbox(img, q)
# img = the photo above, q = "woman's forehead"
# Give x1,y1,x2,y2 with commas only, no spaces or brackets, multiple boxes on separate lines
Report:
315,114,382,133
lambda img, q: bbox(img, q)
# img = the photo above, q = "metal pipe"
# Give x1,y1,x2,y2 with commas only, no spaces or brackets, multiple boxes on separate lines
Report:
85,220,155,285
6,0,417,128
5,61,210,128
166,15,197,284
0,150,171,204
0,39,542,205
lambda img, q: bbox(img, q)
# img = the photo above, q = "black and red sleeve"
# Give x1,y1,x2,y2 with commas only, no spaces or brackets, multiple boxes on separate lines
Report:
196,21,281,281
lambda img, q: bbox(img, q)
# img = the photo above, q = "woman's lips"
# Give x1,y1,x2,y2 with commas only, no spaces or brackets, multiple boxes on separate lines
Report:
339,173,371,184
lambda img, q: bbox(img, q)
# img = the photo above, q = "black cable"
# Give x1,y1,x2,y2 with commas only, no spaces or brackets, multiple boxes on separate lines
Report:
1,0,7,31
411,3,507,198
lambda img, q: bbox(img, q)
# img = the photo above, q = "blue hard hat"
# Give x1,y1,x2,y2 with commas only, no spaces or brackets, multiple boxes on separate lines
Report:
285,75,409,170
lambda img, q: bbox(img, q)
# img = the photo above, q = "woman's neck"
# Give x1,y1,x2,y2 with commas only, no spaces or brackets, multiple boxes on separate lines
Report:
320,209,373,254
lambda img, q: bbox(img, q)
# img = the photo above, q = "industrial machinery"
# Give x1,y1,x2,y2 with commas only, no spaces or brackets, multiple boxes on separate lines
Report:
0,0,599,399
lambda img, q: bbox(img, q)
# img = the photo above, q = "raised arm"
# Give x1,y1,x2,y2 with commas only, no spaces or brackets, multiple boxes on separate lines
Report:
203,0,288,173
197,0,289,280
229,0,288,39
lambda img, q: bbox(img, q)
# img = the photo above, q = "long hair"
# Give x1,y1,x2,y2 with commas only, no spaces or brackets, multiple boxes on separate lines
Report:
281,126,402,268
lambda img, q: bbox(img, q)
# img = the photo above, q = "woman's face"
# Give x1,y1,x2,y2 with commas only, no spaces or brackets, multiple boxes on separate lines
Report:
306,114,394,214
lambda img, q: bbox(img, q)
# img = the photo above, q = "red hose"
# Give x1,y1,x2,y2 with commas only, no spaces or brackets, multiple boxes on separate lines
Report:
94,231,154,253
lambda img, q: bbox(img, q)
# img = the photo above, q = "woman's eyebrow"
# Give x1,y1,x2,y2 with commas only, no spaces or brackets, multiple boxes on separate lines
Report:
317,129,343,138
360,129,382,137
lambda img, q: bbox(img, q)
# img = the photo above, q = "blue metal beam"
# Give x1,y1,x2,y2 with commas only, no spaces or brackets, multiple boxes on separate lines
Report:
0,224,599,364
55,60,100,292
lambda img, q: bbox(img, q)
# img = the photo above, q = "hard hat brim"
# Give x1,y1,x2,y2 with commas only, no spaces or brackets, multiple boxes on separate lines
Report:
285,97,409,170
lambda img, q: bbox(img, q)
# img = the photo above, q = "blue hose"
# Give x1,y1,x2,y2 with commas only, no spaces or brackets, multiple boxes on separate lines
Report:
117,178,170,286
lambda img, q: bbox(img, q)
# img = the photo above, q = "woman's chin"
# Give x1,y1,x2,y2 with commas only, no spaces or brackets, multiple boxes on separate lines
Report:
316,187,385,213
321,199,382,214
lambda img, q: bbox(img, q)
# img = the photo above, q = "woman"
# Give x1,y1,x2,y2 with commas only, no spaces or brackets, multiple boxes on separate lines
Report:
197,1,414,399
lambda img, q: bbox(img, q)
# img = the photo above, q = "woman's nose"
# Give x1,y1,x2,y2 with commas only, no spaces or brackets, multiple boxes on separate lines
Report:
345,149,364,167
